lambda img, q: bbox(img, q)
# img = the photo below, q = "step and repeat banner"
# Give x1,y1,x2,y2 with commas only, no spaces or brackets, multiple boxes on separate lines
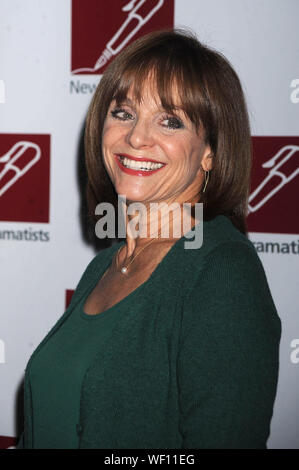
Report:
0,0,298,449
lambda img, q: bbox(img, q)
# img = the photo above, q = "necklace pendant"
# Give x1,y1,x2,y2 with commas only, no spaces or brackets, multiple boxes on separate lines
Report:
121,266,128,274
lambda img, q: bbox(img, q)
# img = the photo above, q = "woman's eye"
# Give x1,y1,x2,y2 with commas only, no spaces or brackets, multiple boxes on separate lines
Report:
161,115,184,130
110,108,133,121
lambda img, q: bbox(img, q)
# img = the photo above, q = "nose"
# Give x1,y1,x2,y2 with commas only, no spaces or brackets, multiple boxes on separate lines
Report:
125,117,154,149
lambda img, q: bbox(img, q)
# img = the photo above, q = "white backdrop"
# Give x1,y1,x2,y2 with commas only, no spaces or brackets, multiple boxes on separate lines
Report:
0,0,298,449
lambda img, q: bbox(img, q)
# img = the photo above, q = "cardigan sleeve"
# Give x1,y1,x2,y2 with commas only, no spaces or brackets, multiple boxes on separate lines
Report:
177,241,282,449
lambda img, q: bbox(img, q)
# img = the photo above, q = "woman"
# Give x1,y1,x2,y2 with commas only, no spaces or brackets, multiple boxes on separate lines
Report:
17,28,281,449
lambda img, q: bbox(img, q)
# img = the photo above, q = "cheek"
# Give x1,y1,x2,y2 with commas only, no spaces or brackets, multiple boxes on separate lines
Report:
102,118,125,142
101,126,117,172
162,138,186,162
163,137,199,171
102,123,115,148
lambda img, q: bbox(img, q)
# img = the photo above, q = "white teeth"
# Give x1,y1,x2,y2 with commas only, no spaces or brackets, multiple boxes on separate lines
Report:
119,156,164,171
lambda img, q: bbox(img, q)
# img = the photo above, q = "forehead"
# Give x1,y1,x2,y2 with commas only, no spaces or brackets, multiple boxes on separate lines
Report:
125,88,177,112
113,72,184,111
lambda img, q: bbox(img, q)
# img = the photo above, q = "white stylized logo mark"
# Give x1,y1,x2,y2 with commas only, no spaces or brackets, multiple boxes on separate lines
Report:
0,141,41,197
248,145,299,213
72,0,164,74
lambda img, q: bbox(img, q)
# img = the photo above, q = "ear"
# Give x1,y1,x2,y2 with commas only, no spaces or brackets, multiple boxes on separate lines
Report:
200,147,213,172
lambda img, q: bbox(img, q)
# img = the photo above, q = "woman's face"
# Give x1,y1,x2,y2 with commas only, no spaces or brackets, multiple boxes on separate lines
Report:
102,80,212,206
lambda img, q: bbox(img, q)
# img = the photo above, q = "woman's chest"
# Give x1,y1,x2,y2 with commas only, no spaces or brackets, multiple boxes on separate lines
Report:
83,258,168,316
80,289,183,426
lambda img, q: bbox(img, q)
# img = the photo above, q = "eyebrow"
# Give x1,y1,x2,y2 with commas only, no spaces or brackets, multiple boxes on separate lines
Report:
113,97,185,116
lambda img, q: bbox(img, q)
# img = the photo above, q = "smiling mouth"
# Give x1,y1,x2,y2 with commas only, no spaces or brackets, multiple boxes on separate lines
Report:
115,154,166,175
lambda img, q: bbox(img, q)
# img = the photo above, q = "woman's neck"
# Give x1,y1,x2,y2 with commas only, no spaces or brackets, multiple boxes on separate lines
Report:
123,201,199,258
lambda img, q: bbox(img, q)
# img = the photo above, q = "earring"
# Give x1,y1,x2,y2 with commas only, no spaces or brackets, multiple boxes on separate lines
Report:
201,153,212,193
202,170,209,193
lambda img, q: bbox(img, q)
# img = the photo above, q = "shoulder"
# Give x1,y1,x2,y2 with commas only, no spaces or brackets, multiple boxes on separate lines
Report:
178,214,260,283
196,214,256,257
193,239,269,298
83,241,122,275
180,215,281,323
180,216,281,336
70,241,122,306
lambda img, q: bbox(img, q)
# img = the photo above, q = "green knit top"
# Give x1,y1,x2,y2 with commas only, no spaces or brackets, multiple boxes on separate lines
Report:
28,289,124,448
17,215,281,449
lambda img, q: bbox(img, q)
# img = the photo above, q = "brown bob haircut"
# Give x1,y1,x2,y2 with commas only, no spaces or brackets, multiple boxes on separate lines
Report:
84,28,252,235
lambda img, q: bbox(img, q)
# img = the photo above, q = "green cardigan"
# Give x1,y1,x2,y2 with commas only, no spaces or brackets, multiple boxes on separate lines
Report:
17,215,281,449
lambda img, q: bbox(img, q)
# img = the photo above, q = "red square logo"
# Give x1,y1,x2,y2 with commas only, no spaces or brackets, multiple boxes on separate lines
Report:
247,136,299,234
0,134,50,223
71,0,175,75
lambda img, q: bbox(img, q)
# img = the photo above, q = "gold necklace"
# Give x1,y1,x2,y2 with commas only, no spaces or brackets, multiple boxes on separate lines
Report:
116,237,158,275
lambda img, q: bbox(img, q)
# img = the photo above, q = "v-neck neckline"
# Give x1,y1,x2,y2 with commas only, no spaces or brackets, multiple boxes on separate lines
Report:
79,219,202,320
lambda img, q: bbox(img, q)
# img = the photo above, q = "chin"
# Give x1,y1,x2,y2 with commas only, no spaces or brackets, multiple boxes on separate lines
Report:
121,194,148,205
115,186,149,204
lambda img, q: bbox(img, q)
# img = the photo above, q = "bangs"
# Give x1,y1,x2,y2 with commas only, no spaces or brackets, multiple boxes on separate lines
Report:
111,53,210,134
